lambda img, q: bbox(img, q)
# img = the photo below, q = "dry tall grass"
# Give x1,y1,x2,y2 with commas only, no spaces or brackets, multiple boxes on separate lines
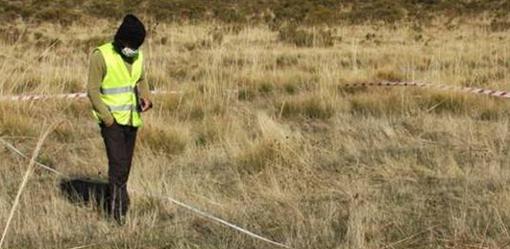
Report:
1,18,510,249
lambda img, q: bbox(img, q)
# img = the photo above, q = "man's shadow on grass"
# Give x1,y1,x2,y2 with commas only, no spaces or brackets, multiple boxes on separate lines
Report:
59,177,111,213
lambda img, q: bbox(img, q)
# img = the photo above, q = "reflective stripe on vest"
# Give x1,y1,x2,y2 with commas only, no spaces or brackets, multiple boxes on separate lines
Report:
92,43,144,127
100,86,135,95
108,104,138,112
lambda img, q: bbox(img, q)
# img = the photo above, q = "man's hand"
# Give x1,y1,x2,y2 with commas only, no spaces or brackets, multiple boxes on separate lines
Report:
140,98,152,112
104,117,116,128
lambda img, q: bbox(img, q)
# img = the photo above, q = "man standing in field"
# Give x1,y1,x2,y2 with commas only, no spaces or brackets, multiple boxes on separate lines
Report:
87,14,152,224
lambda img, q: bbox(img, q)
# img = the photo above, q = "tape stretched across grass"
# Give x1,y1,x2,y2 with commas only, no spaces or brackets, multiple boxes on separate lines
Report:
1,81,510,101
342,81,510,99
0,90,181,102
0,138,291,249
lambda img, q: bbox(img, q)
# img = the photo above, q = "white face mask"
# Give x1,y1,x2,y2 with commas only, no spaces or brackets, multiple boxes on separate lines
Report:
121,47,139,57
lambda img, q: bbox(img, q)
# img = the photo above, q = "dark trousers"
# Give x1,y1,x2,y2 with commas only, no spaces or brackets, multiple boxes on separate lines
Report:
100,122,138,222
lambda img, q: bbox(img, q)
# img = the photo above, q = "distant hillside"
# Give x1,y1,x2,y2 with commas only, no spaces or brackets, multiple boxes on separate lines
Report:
1,0,510,25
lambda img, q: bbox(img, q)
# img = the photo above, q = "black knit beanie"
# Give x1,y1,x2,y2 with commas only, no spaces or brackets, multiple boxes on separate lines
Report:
114,14,146,49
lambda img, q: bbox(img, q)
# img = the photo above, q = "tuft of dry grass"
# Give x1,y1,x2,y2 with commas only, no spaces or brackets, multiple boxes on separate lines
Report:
139,122,189,156
279,94,337,120
0,121,59,248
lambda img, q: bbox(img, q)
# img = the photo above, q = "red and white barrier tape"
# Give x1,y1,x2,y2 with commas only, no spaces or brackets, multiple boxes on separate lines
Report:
0,92,87,102
343,81,510,99
0,90,181,102
1,81,509,102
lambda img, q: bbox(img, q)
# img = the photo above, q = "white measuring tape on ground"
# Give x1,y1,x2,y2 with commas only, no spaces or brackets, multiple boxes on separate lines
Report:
0,138,291,249
343,81,510,99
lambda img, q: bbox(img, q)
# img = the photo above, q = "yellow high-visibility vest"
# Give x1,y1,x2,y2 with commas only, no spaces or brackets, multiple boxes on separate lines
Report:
93,42,143,127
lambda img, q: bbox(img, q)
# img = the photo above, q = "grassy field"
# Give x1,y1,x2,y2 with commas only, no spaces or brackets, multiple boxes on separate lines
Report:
2,17,510,249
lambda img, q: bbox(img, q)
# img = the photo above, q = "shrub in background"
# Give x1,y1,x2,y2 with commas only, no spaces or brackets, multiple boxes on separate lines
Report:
278,24,333,47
